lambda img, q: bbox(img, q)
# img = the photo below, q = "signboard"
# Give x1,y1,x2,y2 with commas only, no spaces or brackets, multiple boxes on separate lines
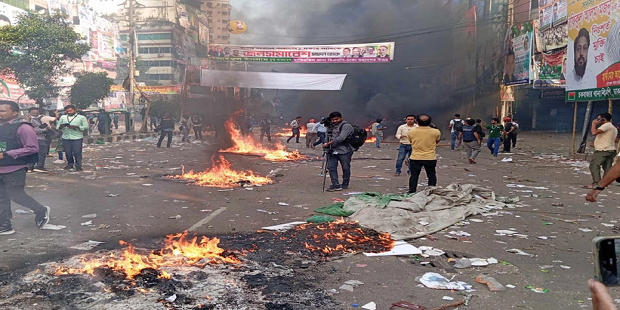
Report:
566,0,620,101
110,84,181,94
539,0,569,52
540,49,566,79
0,2,26,26
0,74,34,104
503,31,533,86
207,42,395,63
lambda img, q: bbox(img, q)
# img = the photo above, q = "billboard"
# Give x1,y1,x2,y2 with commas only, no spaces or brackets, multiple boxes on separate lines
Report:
207,43,395,63
566,0,620,101
0,2,26,26
110,85,181,94
503,31,533,86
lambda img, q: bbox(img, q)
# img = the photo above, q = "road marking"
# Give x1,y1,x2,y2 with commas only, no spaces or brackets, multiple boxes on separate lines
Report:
188,207,227,232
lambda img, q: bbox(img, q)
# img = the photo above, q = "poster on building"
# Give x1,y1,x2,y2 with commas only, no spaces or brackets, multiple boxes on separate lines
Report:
0,74,35,105
540,49,566,79
0,2,25,26
110,85,181,94
207,43,395,63
540,0,568,31
503,31,532,86
539,0,569,51
566,0,620,101
103,91,129,111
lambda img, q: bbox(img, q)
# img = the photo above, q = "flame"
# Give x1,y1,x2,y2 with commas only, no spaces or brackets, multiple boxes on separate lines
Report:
365,136,376,143
221,112,308,161
55,231,241,279
274,126,307,138
169,155,273,188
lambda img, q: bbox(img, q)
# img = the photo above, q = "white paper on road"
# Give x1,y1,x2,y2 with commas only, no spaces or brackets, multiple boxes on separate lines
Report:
418,272,472,291
40,224,67,230
70,240,106,251
261,221,306,231
364,240,422,256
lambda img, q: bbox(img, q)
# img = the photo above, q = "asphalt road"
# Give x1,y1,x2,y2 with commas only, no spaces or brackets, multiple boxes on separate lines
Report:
0,131,613,309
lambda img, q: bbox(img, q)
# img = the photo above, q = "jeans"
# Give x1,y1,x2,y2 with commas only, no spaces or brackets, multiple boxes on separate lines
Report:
157,130,173,148
395,144,412,174
260,128,271,142
287,128,300,143
450,131,459,150
313,132,326,146
511,134,518,148
409,160,437,193
502,133,515,152
0,168,46,227
193,126,203,140
463,141,481,159
590,150,616,184
487,137,501,155
375,135,383,148
328,151,353,187
63,138,83,168
36,139,50,169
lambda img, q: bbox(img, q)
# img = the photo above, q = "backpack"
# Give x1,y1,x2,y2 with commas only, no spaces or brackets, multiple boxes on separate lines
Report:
339,123,368,149
452,119,464,132
476,125,486,138
511,122,520,134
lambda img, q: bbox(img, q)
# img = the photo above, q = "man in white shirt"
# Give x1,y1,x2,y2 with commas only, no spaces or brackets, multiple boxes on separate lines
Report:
394,114,417,176
586,113,618,189
449,113,463,150
286,116,302,144
305,119,317,148
311,118,328,148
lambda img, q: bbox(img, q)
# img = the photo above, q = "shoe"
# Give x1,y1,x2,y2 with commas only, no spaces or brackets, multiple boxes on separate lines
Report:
34,168,49,172
394,172,401,176
75,167,83,172
0,226,15,235
341,184,349,190
53,159,64,164
468,159,474,164
35,206,50,228
493,154,498,157
326,186,342,192
63,165,74,170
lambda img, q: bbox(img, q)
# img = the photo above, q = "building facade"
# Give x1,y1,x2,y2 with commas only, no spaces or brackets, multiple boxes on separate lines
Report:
200,0,229,44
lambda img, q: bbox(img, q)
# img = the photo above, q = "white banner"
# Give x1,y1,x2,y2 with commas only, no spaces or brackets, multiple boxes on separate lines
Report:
200,70,347,90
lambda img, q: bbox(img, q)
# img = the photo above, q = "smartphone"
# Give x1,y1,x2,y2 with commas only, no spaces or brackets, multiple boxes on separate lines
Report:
594,236,620,286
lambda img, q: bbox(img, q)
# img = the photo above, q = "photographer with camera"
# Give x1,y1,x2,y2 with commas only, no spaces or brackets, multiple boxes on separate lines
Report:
584,113,617,189
322,111,354,192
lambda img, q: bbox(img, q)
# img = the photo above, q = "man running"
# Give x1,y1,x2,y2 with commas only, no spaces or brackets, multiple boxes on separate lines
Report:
459,119,482,164
0,100,50,235
486,118,503,157
287,116,302,143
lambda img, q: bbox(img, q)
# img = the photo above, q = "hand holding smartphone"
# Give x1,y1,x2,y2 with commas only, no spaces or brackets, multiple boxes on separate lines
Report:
594,237,620,286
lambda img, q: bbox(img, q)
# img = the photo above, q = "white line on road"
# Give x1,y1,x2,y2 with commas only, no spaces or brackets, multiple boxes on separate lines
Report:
188,207,227,232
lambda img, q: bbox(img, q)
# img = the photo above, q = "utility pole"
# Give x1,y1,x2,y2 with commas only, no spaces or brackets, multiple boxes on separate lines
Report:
128,0,137,132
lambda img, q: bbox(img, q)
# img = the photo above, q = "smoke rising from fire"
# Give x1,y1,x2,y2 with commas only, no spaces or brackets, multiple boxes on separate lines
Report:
231,0,457,123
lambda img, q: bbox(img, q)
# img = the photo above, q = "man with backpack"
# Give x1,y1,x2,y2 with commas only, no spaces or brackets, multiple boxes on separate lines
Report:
190,113,203,141
323,111,355,192
501,117,516,153
449,114,463,151
510,119,520,148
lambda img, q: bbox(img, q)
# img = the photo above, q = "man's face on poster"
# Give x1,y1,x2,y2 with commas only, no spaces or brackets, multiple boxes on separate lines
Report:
352,47,360,57
505,54,516,77
379,46,388,56
574,36,589,78
366,47,375,55
343,48,350,56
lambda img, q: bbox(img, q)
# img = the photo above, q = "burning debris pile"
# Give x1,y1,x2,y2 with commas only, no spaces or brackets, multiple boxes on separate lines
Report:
0,221,393,310
221,114,308,162
168,155,273,188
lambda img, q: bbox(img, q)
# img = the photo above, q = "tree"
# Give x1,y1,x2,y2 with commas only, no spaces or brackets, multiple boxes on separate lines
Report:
0,12,90,107
69,72,114,110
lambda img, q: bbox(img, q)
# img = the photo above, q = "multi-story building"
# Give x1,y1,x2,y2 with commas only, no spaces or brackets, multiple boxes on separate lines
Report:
200,0,230,44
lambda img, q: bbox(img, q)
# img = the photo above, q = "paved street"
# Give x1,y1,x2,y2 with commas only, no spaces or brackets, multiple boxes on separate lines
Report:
0,132,613,309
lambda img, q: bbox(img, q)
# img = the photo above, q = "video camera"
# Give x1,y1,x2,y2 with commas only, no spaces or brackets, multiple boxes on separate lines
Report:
320,117,332,127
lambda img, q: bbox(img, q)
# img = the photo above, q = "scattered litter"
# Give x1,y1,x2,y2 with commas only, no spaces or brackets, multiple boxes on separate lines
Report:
442,296,454,301
343,192,365,196
344,280,364,286
80,221,93,226
454,257,498,268
217,189,233,192
278,202,290,206
506,284,516,289
339,284,354,292
261,221,305,231
496,229,517,235
579,228,594,232
361,302,377,310
200,209,213,212
356,264,368,268
419,246,445,257
469,218,484,223
560,265,571,269
244,187,254,191
256,209,278,215
362,166,377,168
389,301,426,310
543,222,554,225
602,223,615,227
506,248,535,257
476,275,506,291
364,240,422,256
107,193,119,197
81,214,97,219
141,184,153,187
14,209,31,214
69,240,105,251
169,215,182,220
501,158,513,162
525,285,548,293
165,294,177,302
449,231,471,237
496,196,520,203
40,224,66,230
418,272,472,291
126,173,137,176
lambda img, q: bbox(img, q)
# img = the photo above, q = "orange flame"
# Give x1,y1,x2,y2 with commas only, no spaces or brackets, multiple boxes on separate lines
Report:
55,231,241,279
170,155,272,188
274,126,307,138
365,136,376,143
221,113,308,161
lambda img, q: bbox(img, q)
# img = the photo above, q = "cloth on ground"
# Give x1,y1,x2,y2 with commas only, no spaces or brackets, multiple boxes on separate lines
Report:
344,184,504,239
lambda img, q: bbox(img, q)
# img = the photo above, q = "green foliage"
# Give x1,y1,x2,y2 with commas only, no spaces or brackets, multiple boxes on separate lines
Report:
147,97,181,118
0,12,90,105
69,72,114,110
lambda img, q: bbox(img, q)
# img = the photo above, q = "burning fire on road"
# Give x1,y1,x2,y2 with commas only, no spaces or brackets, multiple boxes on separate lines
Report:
168,155,273,188
4,221,394,309
220,113,308,162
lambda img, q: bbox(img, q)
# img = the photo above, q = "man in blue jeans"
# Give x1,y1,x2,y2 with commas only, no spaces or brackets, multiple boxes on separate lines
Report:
323,111,354,192
449,114,463,150
485,117,503,157
394,114,417,176
57,105,89,171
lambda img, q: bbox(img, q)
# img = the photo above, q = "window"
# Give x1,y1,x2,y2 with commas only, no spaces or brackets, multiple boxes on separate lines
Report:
221,11,228,16
147,74,173,80
137,47,172,54
137,33,171,41
137,60,174,67
206,2,212,7
207,11,212,15
222,19,229,24
120,34,128,41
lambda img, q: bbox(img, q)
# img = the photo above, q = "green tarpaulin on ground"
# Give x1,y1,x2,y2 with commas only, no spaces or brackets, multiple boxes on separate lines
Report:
314,202,353,217
305,215,336,223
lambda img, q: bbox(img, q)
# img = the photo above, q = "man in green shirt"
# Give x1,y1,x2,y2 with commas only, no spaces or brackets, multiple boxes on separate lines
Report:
485,117,503,157
56,105,89,171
